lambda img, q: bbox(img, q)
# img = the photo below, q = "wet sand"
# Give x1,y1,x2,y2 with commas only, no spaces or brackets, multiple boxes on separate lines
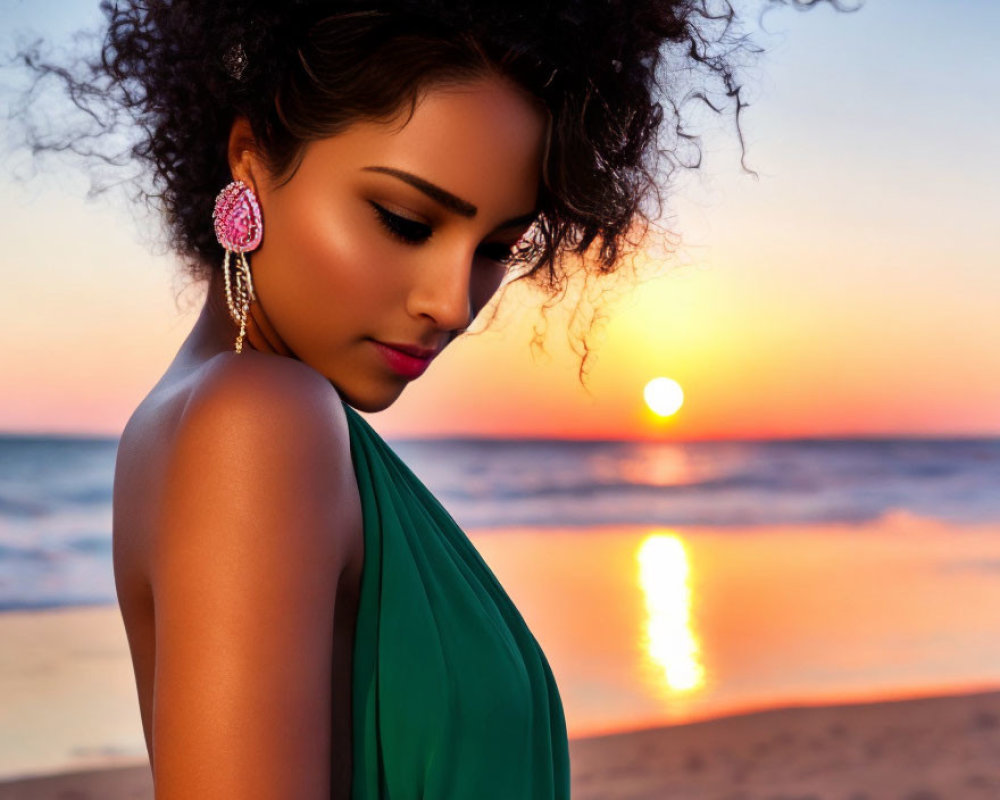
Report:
3,686,1000,799
568,687,1000,800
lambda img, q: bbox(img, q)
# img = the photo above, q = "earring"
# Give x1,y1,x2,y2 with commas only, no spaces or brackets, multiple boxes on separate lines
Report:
212,180,263,353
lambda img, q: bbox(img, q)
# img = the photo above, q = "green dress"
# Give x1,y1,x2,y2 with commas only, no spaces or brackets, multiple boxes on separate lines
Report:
342,400,571,799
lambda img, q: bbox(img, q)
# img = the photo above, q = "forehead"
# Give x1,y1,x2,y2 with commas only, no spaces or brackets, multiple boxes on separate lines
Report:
297,75,548,213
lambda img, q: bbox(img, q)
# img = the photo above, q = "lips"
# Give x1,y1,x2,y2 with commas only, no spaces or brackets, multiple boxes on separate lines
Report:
376,341,441,359
371,339,440,379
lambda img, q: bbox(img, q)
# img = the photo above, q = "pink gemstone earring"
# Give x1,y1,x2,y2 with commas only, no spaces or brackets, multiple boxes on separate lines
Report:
212,180,263,353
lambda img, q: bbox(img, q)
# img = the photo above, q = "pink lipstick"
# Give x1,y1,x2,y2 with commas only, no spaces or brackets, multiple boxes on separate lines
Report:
371,340,438,379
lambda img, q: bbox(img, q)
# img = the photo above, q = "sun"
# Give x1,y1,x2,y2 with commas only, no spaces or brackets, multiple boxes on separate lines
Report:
644,377,684,417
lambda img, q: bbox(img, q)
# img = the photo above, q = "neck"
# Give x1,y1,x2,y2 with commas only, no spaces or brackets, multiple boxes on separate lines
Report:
177,265,297,369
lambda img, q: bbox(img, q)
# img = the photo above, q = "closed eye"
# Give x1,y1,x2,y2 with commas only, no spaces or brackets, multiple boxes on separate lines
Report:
370,201,516,264
370,202,431,243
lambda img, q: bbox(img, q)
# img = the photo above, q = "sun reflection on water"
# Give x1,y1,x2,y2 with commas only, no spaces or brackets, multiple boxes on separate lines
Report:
637,532,705,694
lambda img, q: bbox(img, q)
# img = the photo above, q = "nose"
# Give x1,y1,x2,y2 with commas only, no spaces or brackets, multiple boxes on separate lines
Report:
405,248,475,334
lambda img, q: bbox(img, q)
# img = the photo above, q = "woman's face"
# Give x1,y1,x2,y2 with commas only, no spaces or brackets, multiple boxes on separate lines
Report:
233,73,547,413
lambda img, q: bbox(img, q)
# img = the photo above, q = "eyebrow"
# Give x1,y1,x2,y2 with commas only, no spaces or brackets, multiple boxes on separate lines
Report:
361,165,538,230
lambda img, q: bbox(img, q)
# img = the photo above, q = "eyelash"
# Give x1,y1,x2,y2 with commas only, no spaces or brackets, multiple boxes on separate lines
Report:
369,202,515,264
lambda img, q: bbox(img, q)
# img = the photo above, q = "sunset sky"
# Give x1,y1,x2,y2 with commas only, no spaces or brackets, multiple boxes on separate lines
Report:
1,0,997,440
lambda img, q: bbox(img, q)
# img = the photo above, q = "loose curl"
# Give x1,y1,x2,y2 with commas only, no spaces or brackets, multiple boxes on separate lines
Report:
12,0,855,382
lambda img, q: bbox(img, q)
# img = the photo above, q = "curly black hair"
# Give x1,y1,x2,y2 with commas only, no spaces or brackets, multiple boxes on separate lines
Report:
12,0,854,382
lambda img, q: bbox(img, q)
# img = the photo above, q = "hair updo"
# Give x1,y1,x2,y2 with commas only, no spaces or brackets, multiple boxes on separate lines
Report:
15,0,845,378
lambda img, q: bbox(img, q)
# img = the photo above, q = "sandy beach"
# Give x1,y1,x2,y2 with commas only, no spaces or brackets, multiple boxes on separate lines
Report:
6,519,1000,797
2,686,999,798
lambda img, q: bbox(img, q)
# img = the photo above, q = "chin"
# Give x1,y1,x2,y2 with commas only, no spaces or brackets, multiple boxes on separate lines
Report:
330,380,406,415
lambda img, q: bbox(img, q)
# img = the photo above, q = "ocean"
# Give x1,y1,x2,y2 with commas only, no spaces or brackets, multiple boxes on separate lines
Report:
1,432,998,612
4,431,1000,779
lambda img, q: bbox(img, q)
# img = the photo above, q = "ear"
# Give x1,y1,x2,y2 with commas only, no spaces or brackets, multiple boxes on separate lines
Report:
227,116,265,192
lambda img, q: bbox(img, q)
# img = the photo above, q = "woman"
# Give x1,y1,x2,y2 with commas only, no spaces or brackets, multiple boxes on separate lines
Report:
17,0,836,796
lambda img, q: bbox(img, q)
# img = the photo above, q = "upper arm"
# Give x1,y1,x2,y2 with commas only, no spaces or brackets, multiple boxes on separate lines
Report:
150,355,361,799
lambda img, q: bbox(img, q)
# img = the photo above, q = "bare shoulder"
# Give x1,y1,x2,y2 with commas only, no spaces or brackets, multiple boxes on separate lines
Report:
149,351,362,796
162,350,363,576
189,349,351,441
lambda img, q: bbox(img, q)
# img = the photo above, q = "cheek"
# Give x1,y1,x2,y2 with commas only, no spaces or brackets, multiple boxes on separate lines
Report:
259,194,392,334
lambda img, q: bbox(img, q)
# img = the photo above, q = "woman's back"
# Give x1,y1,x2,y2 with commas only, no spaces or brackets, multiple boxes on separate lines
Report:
112,344,364,797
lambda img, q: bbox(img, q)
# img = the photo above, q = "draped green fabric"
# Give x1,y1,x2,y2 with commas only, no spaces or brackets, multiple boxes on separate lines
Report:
342,400,571,799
